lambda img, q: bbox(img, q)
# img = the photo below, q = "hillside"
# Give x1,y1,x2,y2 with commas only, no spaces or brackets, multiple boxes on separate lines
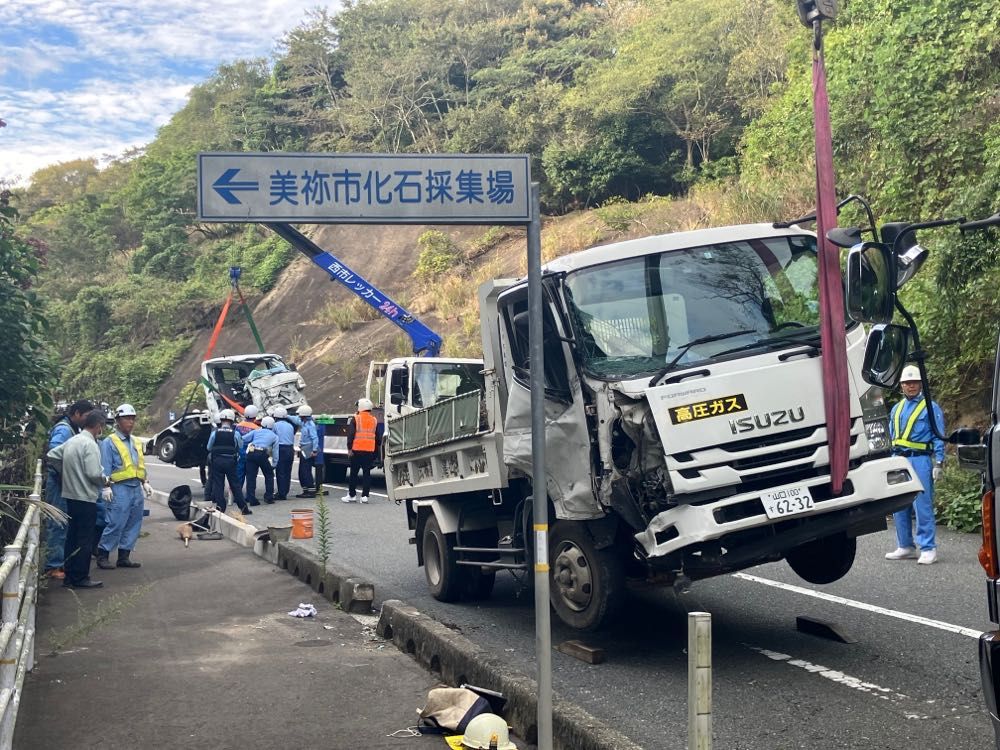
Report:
144,221,514,423
146,184,823,427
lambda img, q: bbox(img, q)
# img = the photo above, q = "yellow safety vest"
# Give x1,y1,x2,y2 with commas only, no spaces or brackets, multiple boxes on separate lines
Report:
891,399,931,452
109,433,147,482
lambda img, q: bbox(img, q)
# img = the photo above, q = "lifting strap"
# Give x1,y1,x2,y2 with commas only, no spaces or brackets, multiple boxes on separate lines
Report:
811,20,850,494
181,269,267,419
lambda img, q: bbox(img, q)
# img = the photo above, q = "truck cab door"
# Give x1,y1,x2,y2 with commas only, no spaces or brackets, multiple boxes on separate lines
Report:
386,361,411,420
367,360,389,409
496,286,602,520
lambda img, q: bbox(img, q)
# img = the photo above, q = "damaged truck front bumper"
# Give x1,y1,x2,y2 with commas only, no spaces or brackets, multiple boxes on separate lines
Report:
634,455,922,562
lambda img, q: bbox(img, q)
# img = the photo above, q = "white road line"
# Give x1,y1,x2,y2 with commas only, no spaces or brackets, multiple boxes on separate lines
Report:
734,572,984,640
746,644,910,701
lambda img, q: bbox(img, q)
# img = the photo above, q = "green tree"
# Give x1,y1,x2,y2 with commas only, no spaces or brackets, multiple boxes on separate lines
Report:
0,197,53,448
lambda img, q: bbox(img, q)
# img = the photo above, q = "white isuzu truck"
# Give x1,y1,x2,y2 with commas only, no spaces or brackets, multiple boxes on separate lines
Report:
384,223,924,630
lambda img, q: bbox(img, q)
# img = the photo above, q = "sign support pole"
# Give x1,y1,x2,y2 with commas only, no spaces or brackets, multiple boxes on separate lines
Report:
527,182,553,750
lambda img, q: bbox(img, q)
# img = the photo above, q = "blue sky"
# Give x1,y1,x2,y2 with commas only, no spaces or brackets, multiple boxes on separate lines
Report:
0,0,339,185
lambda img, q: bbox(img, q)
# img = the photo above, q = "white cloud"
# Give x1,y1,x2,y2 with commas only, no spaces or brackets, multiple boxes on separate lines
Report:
0,0,341,183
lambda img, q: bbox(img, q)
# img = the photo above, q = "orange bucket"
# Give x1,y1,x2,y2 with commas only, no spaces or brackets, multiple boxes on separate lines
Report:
290,509,314,539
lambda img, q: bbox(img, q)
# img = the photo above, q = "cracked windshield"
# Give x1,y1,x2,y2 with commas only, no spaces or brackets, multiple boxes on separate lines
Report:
565,235,829,379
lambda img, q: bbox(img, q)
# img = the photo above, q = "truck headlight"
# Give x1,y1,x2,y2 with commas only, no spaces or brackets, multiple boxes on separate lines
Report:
860,386,891,455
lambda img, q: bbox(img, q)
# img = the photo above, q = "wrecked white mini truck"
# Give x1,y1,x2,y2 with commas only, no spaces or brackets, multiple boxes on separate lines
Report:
384,223,923,631
145,353,309,469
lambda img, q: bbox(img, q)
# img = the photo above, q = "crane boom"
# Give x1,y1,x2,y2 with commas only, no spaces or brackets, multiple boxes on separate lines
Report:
269,222,442,357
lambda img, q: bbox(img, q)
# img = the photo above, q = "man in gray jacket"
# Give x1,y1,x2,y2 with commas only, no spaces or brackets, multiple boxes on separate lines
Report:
46,410,107,588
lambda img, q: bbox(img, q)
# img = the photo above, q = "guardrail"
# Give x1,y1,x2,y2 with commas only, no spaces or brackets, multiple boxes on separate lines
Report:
0,460,41,749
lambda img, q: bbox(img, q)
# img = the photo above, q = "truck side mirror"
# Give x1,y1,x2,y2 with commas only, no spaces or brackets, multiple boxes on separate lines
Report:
390,392,404,406
880,222,928,289
846,242,895,324
862,323,910,387
949,427,983,445
950,426,987,472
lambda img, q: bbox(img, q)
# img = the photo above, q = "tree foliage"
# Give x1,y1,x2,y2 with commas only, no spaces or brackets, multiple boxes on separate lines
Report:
14,0,1000,427
0,198,53,448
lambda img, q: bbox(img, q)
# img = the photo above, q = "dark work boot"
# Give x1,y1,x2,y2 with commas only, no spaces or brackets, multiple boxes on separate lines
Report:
96,549,115,570
117,550,141,568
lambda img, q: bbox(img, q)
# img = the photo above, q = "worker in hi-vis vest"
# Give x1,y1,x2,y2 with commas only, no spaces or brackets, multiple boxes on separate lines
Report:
97,404,153,570
342,398,382,504
885,366,945,565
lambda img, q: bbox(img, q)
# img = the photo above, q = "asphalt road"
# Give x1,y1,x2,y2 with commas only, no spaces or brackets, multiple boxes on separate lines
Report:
147,457,995,749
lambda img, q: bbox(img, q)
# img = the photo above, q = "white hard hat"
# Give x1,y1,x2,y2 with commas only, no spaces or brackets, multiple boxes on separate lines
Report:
357,398,373,412
273,406,288,419
900,365,922,383
115,403,137,418
220,409,236,422
266,406,277,417
244,405,259,419
297,406,313,417
261,416,275,429
461,714,515,750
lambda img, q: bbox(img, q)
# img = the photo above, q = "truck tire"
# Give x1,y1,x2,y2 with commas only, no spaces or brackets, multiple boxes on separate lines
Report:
157,436,179,463
422,515,463,602
326,464,348,483
549,521,625,631
786,533,857,585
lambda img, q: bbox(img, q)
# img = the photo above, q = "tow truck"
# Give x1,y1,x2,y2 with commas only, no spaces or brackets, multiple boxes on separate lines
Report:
146,223,483,483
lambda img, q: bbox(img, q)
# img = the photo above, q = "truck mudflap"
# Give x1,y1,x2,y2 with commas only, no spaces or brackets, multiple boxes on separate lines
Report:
980,629,1000,748
635,455,922,559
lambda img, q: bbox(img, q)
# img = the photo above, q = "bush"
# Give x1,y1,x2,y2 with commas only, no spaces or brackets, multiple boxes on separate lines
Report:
595,196,641,232
414,230,460,280
935,464,983,533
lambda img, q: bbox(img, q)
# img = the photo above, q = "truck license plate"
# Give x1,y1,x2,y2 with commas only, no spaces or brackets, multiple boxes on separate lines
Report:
761,484,815,519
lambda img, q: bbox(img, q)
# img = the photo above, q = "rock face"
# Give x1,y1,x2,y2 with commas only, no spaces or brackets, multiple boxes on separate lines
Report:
145,223,484,426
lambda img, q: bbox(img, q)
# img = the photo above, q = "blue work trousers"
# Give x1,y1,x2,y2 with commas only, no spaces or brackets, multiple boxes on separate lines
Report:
298,453,315,491
892,454,937,551
44,470,68,570
276,444,294,499
236,451,247,489
99,483,145,553
210,454,244,512
245,451,275,502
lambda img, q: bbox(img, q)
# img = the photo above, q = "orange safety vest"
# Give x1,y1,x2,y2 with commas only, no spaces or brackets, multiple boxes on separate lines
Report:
352,411,378,453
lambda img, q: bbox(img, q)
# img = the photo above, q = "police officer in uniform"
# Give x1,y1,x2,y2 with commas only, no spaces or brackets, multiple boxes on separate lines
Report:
207,409,250,514
244,416,279,505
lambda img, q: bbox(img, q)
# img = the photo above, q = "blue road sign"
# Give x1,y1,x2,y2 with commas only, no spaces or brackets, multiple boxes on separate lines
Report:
197,152,532,224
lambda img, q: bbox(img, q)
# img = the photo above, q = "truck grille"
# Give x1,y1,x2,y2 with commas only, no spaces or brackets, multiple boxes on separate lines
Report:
669,419,863,488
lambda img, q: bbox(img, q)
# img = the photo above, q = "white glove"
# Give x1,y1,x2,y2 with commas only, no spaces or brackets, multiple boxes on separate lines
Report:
101,487,113,503
933,465,943,482
143,481,153,499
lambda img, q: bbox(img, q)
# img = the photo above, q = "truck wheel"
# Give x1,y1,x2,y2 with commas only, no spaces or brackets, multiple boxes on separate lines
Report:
786,533,857,585
157,436,178,463
423,516,463,602
326,464,348,483
549,522,625,631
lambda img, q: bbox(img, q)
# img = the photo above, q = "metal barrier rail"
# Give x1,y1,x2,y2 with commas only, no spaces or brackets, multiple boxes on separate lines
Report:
0,460,42,749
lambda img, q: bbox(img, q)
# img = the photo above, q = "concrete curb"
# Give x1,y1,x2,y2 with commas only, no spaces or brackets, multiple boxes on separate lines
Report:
376,600,644,750
150,491,641,749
